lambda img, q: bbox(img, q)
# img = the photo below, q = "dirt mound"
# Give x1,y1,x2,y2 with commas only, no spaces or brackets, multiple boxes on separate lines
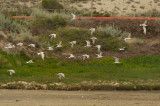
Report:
69,19,160,38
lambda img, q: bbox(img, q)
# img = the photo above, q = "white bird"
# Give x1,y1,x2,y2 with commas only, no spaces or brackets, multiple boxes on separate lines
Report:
48,46,54,51
140,20,147,35
90,28,95,35
57,73,65,80
95,45,101,52
84,40,91,47
28,44,35,48
118,47,125,51
90,37,97,44
8,69,15,76
16,42,23,46
96,52,103,58
56,41,62,48
71,13,76,20
37,52,44,61
68,54,74,59
69,41,76,48
49,33,56,39
113,57,120,64
82,54,90,60
5,43,15,49
124,33,131,40
26,60,34,63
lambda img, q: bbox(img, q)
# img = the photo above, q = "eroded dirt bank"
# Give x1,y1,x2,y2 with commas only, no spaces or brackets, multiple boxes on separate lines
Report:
0,90,160,106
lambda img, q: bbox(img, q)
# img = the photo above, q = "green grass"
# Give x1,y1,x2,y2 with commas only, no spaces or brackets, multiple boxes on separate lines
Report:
1,50,160,86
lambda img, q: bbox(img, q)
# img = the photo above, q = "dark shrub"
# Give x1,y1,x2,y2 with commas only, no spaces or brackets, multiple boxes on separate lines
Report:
42,0,63,10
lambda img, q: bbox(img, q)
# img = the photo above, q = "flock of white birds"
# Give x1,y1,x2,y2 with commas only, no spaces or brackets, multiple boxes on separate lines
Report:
6,13,148,80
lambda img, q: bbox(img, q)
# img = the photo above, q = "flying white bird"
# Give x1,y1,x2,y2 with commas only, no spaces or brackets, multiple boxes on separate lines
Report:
140,20,147,35
28,44,35,48
84,40,91,47
26,60,34,63
95,45,101,52
16,42,23,46
96,52,103,58
69,41,76,48
37,52,44,61
57,73,65,80
124,33,131,40
5,43,15,49
82,54,90,60
90,37,97,44
48,46,54,51
8,69,15,76
90,28,95,35
49,33,56,39
113,57,120,64
56,41,62,48
68,54,74,59
118,47,125,51
71,13,76,20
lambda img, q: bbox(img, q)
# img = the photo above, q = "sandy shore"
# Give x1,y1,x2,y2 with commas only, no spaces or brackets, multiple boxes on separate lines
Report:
0,90,160,106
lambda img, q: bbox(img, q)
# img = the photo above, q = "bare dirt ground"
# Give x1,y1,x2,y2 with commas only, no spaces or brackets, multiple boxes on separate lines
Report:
0,90,160,106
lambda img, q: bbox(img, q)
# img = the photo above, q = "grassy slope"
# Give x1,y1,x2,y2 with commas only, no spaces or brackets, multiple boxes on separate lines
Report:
1,50,160,85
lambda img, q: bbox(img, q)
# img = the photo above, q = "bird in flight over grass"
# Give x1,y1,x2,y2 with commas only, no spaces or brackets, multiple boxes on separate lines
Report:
118,47,125,51
95,45,101,52
69,41,76,48
28,44,35,48
96,52,103,58
37,52,44,61
140,20,147,35
48,46,54,51
57,73,65,80
26,60,34,63
82,54,90,60
124,33,131,40
90,28,95,35
8,69,15,76
71,13,76,20
5,43,15,49
113,57,120,64
90,37,97,44
68,54,74,59
84,40,91,47
49,33,56,39
56,41,62,48
16,42,23,46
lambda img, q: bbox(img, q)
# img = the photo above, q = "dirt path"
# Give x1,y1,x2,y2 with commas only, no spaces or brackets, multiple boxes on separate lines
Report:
0,90,160,106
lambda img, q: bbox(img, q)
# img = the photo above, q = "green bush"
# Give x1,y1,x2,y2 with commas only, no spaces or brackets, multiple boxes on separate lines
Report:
42,0,63,10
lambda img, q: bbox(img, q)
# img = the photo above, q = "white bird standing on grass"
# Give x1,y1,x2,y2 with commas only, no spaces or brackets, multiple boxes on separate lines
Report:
68,54,74,59
37,52,45,61
113,57,120,64
71,13,76,20
84,40,91,47
5,43,15,49
48,46,54,51
49,33,56,39
95,45,101,52
8,69,15,76
124,33,131,40
96,52,103,58
140,20,147,35
57,73,65,80
28,44,35,48
90,37,97,44
82,54,90,60
26,60,34,63
56,41,62,48
16,42,23,46
118,47,125,51
90,28,95,35
69,41,76,48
